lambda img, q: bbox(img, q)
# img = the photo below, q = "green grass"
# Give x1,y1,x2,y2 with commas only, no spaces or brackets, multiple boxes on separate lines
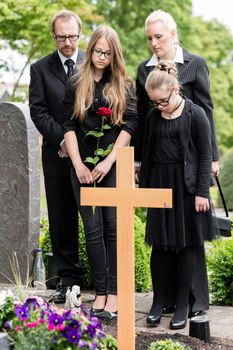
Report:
210,186,218,206
40,193,47,211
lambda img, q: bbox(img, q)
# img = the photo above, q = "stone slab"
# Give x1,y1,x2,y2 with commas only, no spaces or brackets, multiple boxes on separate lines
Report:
0,102,40,284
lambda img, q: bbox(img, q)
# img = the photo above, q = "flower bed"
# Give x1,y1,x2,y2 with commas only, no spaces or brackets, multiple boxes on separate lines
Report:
0,290,117,349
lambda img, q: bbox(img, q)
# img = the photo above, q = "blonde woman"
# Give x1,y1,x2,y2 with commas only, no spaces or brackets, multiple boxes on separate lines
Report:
62,26,137,320
135,9,219,319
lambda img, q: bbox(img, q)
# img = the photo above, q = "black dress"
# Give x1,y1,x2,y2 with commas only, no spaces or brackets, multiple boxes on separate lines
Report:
145,110,217,251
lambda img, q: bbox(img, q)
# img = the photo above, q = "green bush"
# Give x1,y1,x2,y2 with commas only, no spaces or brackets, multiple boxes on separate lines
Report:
217,147,233,210
206,237,233,305
135,207,147,223
40,214,151,292
40,215,92,289
134,214,151,291
148,339,191,350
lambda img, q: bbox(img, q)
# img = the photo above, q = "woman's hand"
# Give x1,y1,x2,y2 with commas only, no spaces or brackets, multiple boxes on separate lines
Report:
74,163,93,184
195,196,210,212
91,159,113,183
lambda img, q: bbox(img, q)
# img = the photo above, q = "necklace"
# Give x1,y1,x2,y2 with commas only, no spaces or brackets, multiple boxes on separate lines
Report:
166,98,184,119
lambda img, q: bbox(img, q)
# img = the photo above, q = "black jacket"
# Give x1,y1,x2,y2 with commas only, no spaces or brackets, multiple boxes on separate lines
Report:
29,50,85,177
135,48,218,162
140,98,212,198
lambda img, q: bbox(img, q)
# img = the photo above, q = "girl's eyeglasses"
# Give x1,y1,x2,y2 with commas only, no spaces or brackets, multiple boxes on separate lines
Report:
150,91,173,107
92,48,111,59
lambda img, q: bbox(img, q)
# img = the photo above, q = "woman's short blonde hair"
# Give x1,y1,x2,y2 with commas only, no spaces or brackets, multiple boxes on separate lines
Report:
145,9,179,42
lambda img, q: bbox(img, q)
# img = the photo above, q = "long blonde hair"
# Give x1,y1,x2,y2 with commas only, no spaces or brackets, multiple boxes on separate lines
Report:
73,26,132,125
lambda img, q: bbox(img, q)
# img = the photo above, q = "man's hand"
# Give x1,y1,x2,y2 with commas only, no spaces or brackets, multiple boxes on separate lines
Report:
135,161,141,184
58,142,69,158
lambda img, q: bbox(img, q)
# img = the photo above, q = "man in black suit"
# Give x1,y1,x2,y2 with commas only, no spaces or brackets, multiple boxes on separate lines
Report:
29,9,85,303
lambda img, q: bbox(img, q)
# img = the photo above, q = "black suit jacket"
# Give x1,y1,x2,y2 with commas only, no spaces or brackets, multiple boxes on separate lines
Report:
29,50,85,177
135,48,219,162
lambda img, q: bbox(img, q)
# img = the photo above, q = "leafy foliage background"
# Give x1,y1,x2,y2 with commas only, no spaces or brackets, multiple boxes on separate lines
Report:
1,0,233,153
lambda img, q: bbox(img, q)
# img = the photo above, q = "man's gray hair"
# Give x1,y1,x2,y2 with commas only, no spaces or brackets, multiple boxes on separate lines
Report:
51,9,82,33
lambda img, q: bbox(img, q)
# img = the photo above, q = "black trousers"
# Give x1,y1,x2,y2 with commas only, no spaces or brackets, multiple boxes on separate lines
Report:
44,176,82,287
71,166,117,295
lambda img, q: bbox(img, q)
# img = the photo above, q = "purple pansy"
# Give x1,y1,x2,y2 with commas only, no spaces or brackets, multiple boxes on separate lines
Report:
15,304,30,321
62,325,72,339
24,298,39,310
48,313,64,326
68,319,80,329
78,339,88,348
67,328,82,344
90,341,98,349
62,310,72,320
97,329,106,339
80,304,88,317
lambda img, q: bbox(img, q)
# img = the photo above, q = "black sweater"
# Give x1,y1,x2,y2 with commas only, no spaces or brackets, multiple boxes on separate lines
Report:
62,71,138,165
140,98,212,198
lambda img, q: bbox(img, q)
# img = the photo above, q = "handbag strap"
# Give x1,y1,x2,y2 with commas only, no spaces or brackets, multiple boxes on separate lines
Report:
215,176,229,217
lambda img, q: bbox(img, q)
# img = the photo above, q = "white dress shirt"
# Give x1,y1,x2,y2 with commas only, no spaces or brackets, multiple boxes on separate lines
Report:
146,45,184,67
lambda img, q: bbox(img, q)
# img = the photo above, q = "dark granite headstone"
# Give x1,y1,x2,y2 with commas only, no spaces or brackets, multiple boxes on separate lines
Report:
0,102,40,284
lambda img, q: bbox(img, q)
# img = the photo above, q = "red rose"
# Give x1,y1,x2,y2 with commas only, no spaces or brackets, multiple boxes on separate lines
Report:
96,107,112,117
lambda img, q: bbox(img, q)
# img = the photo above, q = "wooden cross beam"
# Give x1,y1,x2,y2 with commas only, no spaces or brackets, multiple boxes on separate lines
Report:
81,147,172,350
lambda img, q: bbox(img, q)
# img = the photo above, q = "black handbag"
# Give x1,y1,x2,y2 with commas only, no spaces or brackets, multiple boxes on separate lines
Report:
215,176,232,237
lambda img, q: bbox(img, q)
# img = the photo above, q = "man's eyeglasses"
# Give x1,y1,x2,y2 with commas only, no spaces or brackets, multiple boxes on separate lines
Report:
150,91,173,108
54,34,80,42
92,48,111,59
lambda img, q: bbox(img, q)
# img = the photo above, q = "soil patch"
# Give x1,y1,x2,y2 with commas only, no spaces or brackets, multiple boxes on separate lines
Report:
102,321,233,349
135,332,233,350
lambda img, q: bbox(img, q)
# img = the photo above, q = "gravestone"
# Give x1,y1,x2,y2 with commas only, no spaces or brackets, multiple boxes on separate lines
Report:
0,102,40,284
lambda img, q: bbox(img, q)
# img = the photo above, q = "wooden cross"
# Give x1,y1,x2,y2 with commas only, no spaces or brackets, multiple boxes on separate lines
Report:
81,147,172,349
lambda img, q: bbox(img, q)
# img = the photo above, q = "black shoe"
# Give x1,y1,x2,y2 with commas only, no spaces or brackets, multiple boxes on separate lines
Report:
170,305,188,330
170,318,187,330
146,314,161,326
48,286,69,304
162,305,176,314
146,303,162,326
90,307,104,317
188,310,204,319
97,310,117,320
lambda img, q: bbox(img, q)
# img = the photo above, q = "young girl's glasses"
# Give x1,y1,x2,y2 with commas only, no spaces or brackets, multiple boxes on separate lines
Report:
92,48,111,59
150,91,173,107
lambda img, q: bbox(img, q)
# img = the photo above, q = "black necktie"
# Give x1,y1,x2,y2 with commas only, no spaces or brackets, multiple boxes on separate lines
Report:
64,59,75,77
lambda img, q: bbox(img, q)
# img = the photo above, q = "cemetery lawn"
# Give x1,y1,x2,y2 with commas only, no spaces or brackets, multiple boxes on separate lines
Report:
101,322,233,349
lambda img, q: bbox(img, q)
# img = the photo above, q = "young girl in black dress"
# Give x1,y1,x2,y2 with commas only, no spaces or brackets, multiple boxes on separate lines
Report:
62,26,137,320
140,60,218,329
